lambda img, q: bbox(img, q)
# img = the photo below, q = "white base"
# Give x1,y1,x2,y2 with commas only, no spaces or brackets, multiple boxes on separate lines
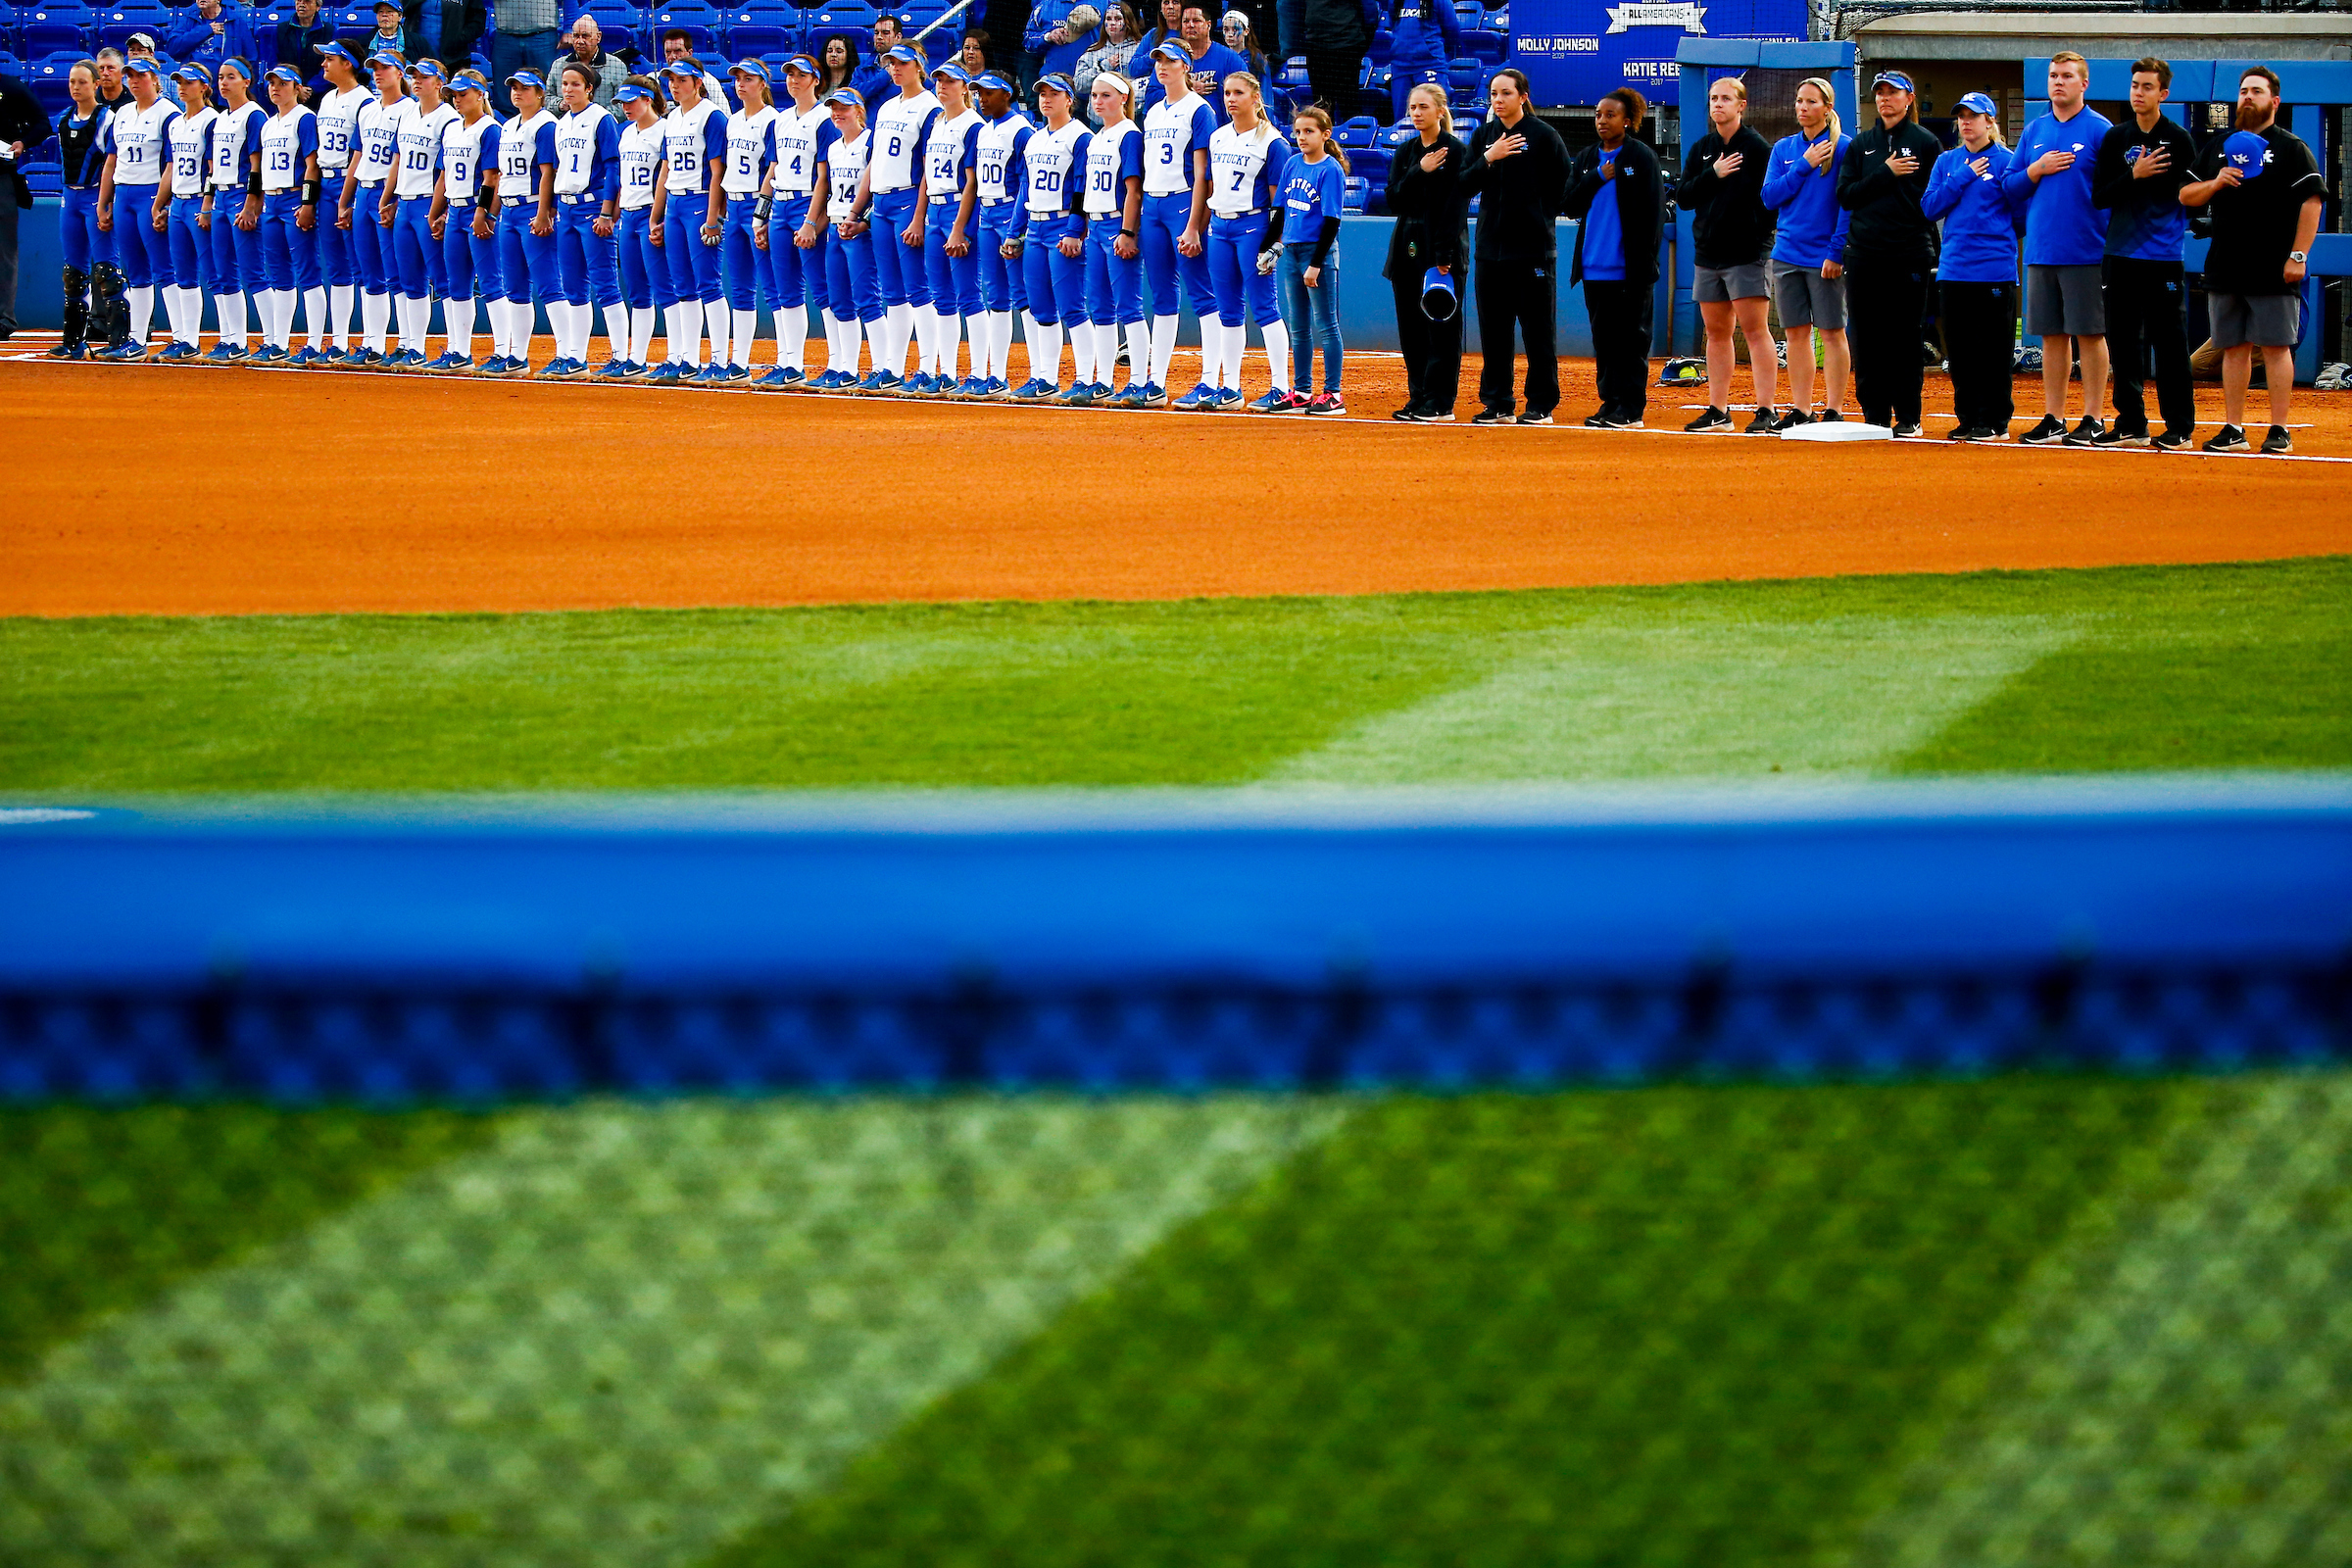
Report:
1782,420,1894,443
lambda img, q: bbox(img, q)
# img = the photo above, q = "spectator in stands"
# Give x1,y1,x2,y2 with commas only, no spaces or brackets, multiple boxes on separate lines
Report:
1836,69,1937,435
122,35,183,106
1922,91,2019,440
2180,64,2324,455
1381,0,1457,122
816,33,862,99
858,15,904,108
1298,0,1377,122
1028,1,1102,91
96,50,131,114
488,0,562,116
1674,74,1776,432
1383,79,1464,419
1221,11,1270,78
2091,55,2195,450
166,0,257,79
562,16,628,108
0,66,49,340
1075,4,1144,122
959,29,993,76
1463,67,1568,423
1562,83,1660,427
660,30,729,107
982,0,1032,80
278,0,340,89
1137,1,1244,118
365,1,421,63
1134,0,1184,63
2004,51,2113,445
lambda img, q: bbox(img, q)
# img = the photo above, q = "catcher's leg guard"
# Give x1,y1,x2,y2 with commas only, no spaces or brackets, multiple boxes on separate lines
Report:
61,266,91,352
94,263,130,349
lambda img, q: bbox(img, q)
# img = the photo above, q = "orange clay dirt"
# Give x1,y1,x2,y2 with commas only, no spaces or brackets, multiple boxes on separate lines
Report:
4,343,2348,616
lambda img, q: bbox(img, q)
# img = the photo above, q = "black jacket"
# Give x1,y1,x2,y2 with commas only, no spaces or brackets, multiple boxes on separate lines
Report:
276,15,339,83
1,75,52,207
1562,133,1662,288
1835,117,1939,264
1302,0,1378,54
2091,114,2194,258
1459,112,1568,263
1383,129,1466,277
1674,123,1771,269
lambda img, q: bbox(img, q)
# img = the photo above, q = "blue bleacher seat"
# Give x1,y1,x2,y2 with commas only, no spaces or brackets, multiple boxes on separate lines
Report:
1376,120,1413,149
721,4,795,54
95,1,171,49
1363,24,1387,62
23,2,94,54
0,50,19,74
1334,114,1374,148
1277,53,1305,91
648,3,717,51
26,49,80,109
332,6,372,42
1341,174,1365,212
24,165,63,196
1445,54,1478,94
1460,27,1500,63
802,0,873,32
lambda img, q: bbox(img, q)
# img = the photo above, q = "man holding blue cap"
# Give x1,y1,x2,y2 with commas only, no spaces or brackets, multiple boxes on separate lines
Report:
2090,56,2196,450
2180,65,2323,454
2003,52,2113,446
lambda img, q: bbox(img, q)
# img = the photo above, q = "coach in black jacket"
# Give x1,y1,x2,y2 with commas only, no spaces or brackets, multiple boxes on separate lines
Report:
1383,84,1467,420
1562,86,1662,426
0,72,52,339
1459,68,1569,422
1674,75,1776,430
1835,70,1939,432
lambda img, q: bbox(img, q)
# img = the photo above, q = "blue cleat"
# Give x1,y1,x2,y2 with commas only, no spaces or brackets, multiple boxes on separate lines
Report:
1109,381,1147,409
344,347,384,368
1140,381,1169,407
1213,385,1246,412
249,343,292,364
719,364,750,383
753,366,793,390
200,341,244,364
1058,382,1096,407
592,357,630,380
1172,381,1215,411
771,365,810,390
954,375,988,398
105,341,152,362
691,362,730,385
312,345,348,366
46,340,89,361
643,362,683,385
1010,376,1057,402
287,345,322,368
434,352,475,373
539,356,585,379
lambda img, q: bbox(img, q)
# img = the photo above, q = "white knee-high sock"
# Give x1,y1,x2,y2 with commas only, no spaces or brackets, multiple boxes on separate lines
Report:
671,301,703,366
1124,320,1150,386
596,302,623,364
730,308,757,368
571,302,595,362
881,301,910,376
486,299,509,359
1218,322,1247,390
301,287,327,348
996,311,1019,382
361,291,388,353
1032,318,1063,386
326,283,355,347
1148,313,1180,388
158,285,183,344
631,307,657,366
1095,322,1119,385
449,296,476,360
1197,321,1224,390
127,285,155,346
278,289,301,347
933,310,960,379
253,290,277,347
1260,318,1292,393
910,304,934,375
1069,320,1095,388
774,303,805,373
390,295,416,352
217,291,246,349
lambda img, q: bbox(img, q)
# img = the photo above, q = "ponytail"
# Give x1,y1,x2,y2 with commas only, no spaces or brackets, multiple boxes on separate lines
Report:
1798,76,1840,170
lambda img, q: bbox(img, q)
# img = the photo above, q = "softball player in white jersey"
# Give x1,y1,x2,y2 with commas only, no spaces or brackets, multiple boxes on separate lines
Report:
427,71,500,370
652,58,726,382
856,44,939,391
710,59,777,383
752,54,824,388
1190,72,1290,411
916,61,982,394
307,43,368,359
253,65,321,360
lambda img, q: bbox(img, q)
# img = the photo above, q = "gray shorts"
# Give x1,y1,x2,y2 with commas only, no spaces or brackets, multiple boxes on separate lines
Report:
2206,291,2302,350
2027,264,2106,337
1771,260,1845,330
1694,262,1770,304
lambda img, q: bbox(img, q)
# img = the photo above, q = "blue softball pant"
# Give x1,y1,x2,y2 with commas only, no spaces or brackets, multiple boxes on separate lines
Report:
615,207,672,311
1084,220,1141,326
261,192,323,291
498,197,559,304
110,185,169,286
664,194,725,305
441,202,498,302
868,187,929,309
210,198,266,294
61,186,110,273
825,220,880,324
760,193,814,312
351,180,391,291
392,194,439,300
555,198,620,308
167,195,211,292
1206,211,1279,328
976,203,1024,314
920,196,980,317
1020,213,1087,329
719,197,761,311
315,172,357,284
1140,188,1212,318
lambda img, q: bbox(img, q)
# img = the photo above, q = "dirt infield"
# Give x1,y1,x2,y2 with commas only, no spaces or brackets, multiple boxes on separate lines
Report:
6,345,2349,616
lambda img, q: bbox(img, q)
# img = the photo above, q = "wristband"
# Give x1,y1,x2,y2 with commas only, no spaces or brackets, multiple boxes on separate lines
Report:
247,167,264,196
756,193,773,221
301,175,320,204
1120,227,1136,237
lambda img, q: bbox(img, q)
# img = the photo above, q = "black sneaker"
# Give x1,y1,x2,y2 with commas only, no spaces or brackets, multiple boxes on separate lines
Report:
1817,409,1844,423
1947,425,1994,442
1583,407,1617,428
1891,421,1922,438
2062,416,2106,447
1743,406,1778,434
2018,415,2068,445
1601,407,1645,429
1471,407,1514,424
2202,423,2248,453
1392,404,1426,421
2261,424,2294,455
1768,408,1811,433
2092,424,2150,449
1683,406,1732,433
2151,430,2191,452
1516,410,1553,426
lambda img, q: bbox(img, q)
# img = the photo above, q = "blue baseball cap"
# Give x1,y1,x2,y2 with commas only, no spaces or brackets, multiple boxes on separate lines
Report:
614,81,652,103
2222,129,2269,178
1953,91,1996,118
173,62,213,83
1870,70,1913,93
881,43,920,65
931,61,971,82
506,68,545,88
411,57,445,79
1034,71,1074,97
1150,40,1189,64
122,56,160,76
972,71,1012,92
318,40,360,67
730,57,771,79
265,63,303,83
822,85,861,107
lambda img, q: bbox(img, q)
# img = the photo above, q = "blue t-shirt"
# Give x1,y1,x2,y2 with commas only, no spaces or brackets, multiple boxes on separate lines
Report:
1580,149,1626,279
2001,105,2112,268
1280,152,1345,242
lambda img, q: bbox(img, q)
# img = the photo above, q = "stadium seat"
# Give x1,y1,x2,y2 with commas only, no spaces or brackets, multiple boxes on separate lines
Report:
1445,54,1478,95
1276,53,1304,92
720,4,796,54
803,0,873,32
1363,24,1387,61
648,1,718,51
23,165,62,197
1334,113,1374,149
1460,27,1500,63
333,6,373,43
25,50,79,112
0,50,18,75
1376,119,1413,149
1449,111,1478,139
96,0,171,49
1341,174,1364,212
22,1,94,54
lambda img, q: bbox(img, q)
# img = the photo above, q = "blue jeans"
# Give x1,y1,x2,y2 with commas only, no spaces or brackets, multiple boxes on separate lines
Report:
491,28,558,118
1278,243,1340,391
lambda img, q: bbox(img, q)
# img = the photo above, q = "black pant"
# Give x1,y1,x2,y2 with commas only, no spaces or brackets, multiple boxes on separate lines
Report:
1475,257,1559,416
1305,47,1363,119
1583,277,1650,417
2104,254,2195,439
1846,254,1928,426
0,192,19,336
1938,279,2015,432
1391,265,1461,415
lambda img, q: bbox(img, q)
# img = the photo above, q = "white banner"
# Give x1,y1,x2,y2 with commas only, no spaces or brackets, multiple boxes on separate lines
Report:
1603,2,1708,31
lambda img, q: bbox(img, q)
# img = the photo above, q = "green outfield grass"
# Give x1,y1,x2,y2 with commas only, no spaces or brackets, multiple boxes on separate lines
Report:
2,558,2347,793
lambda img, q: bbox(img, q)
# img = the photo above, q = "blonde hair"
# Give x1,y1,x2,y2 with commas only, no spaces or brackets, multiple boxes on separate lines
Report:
1407,80,1447,114
1796,76,1841,167
2050,50,2087,74
1716,74,1745,102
